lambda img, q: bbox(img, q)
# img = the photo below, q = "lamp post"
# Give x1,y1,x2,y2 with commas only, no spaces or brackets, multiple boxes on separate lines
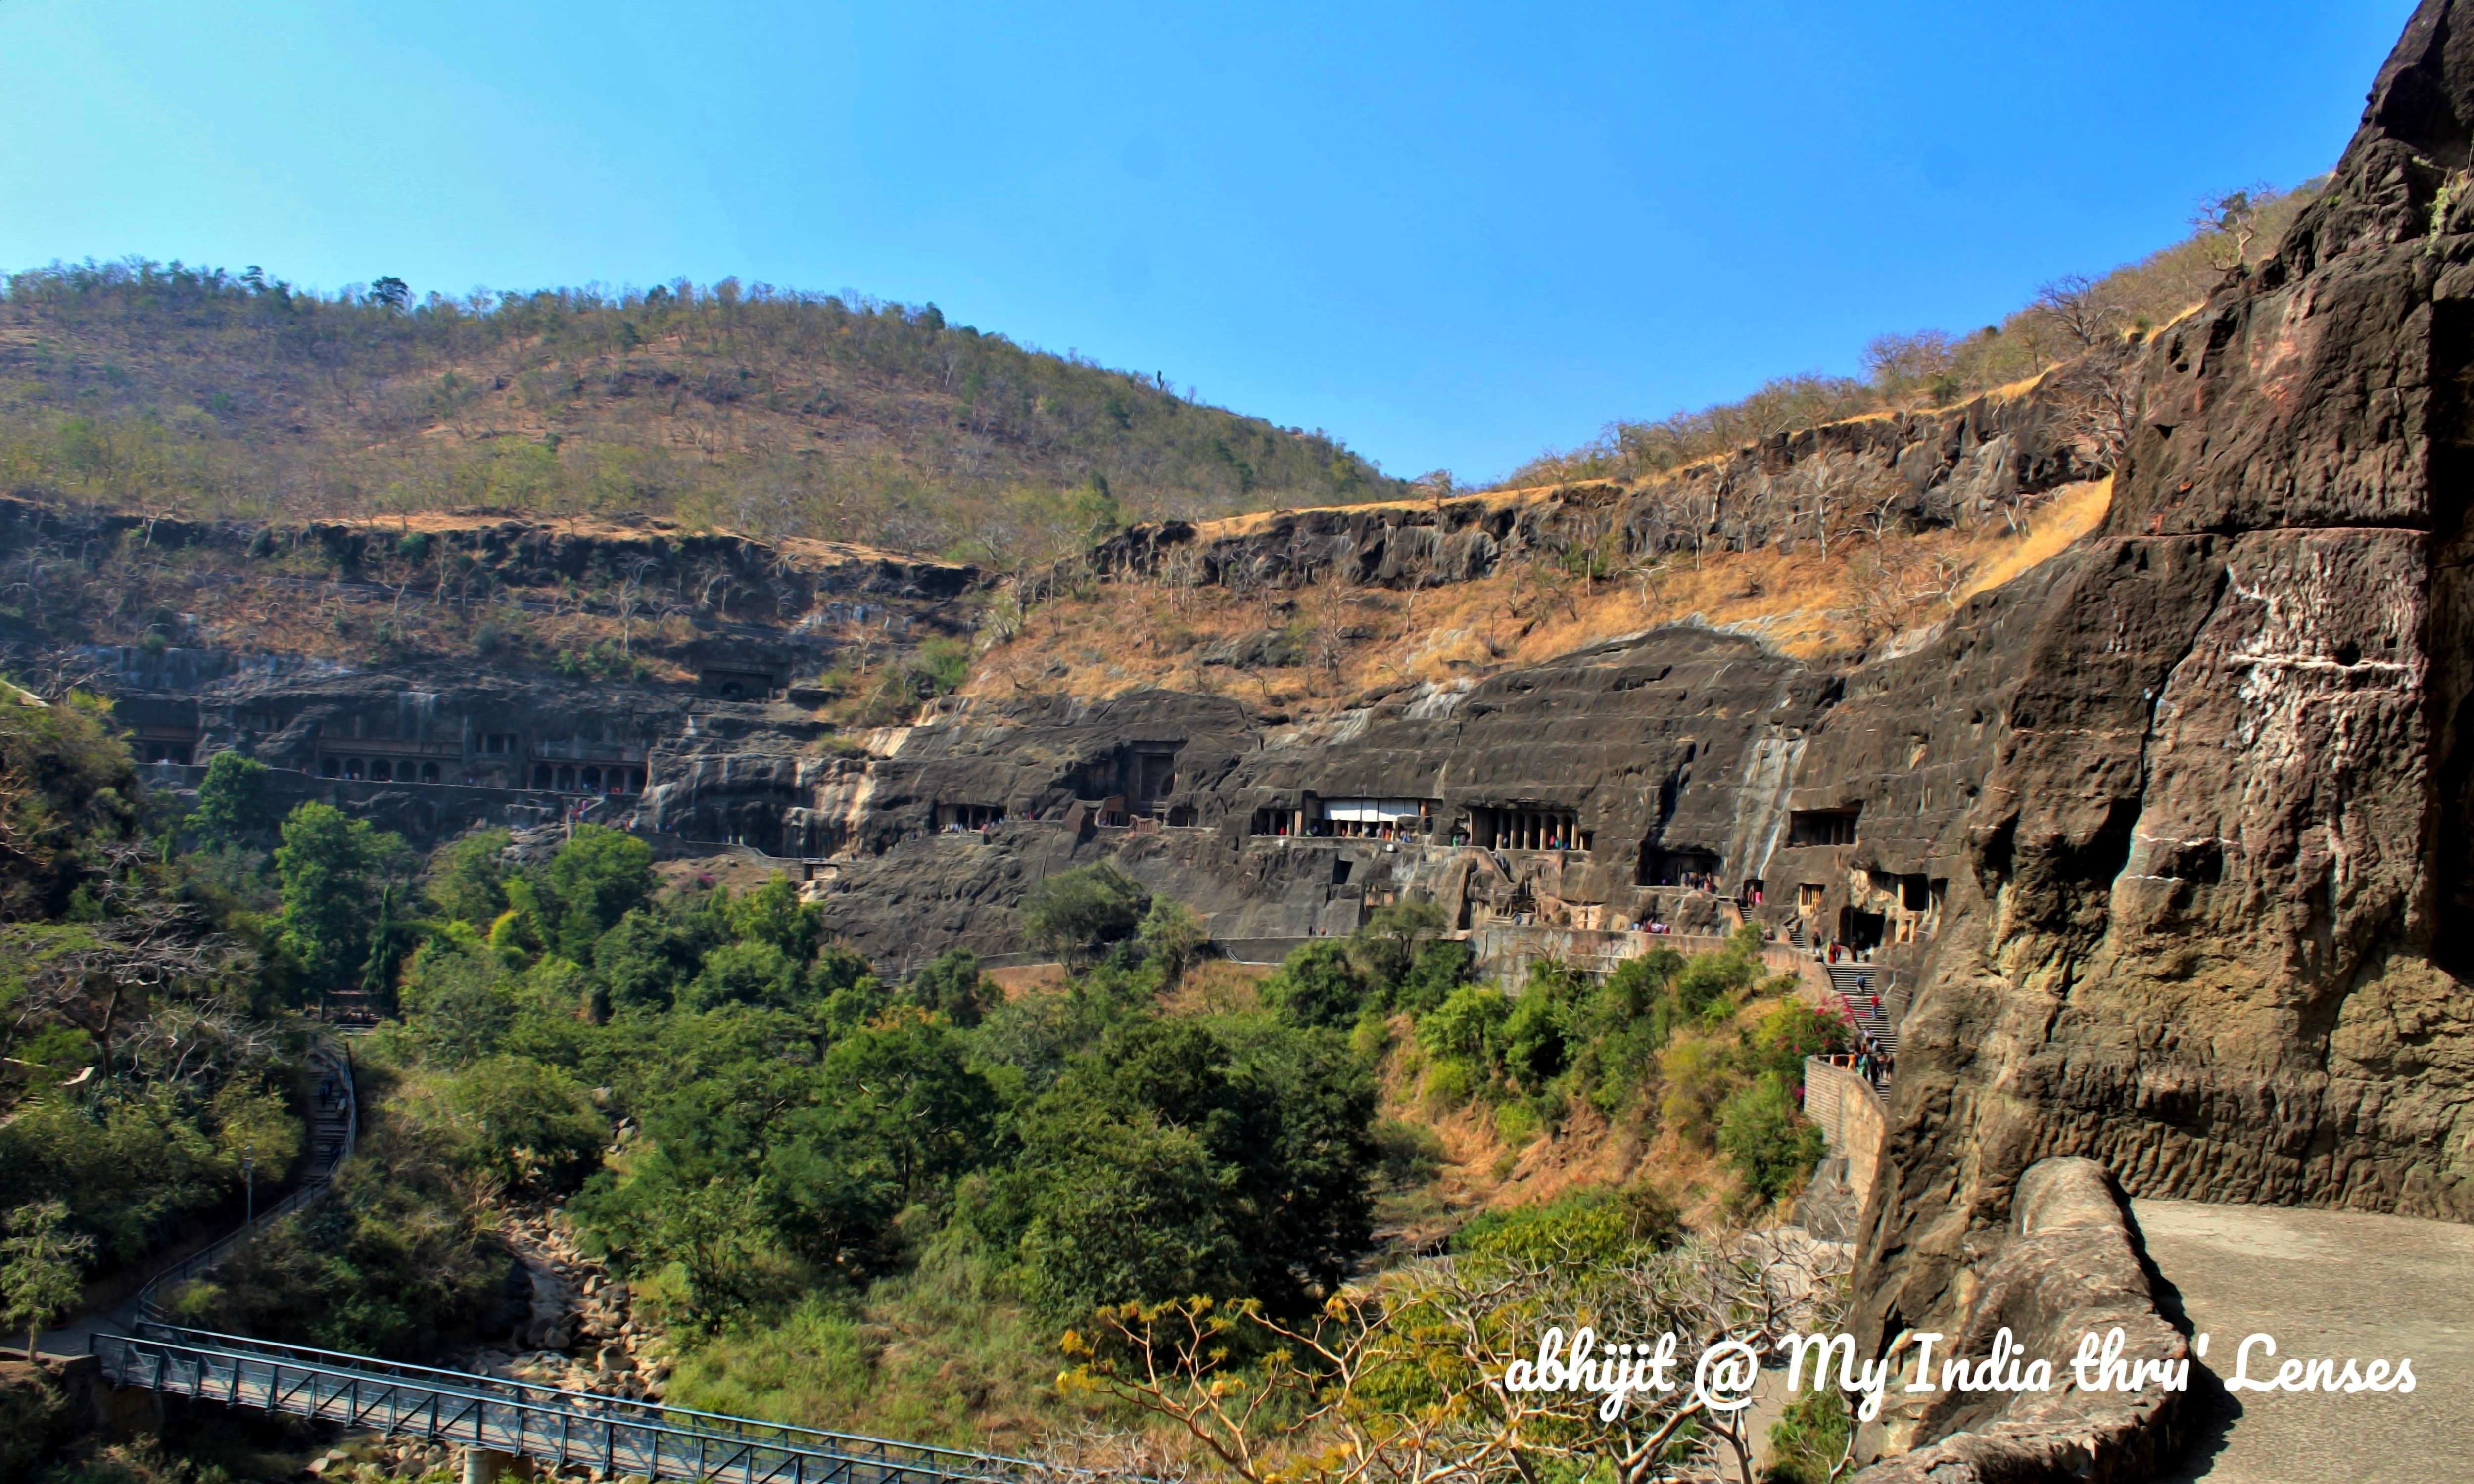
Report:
242,1144,254,1224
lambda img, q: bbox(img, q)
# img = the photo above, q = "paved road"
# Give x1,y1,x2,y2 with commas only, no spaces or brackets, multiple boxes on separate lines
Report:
2135,1199,2474,1483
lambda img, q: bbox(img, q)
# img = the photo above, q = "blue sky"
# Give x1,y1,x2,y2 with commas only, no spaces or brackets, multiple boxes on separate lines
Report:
0,0,2407,481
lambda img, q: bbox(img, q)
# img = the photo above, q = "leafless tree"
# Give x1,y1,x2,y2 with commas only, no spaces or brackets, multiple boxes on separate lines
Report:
1062,1228,1852,1484
2028,275,2123,350
2046,341,2141,478
616,555,663,654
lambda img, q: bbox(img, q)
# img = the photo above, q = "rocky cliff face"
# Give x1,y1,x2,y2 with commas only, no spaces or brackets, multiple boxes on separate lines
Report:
0,354,2101,989
1853,0,2474,1419
803,596,2062,974
1092,364,2112,595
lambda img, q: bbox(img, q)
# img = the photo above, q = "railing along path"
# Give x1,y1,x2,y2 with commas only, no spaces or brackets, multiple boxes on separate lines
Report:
92,1323,1031,1484
136,1040,358,1323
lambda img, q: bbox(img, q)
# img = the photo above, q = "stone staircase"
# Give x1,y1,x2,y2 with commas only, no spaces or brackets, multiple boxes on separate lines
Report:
1825,962,1898,1074
305,1044,353,1178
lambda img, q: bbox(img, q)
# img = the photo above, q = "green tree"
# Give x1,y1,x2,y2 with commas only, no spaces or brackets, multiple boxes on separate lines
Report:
1018,863,1149,962
1137,897,1208,984
275,803,411,1002
905,948,993,1027
534,826,656,962
424,828,514,926
767,1017,1001,1271
1354,898,1448,991
1004,1017,1375,1319
1013,1114,1239,1320
0,683,139,919
592,905,715,1015
190,751,274,845
725,875,821,961
1259,941,1366,1029
684,940,804,1013
395,939,513,1067
434,1055,606,1190
1,1199,93,1359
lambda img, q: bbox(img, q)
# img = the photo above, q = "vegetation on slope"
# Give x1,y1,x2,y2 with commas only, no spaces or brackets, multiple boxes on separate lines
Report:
0,264,1404,567
1,696,1854,1480
966,477,2114,710
0,687,303,1285
1501,182,2321,486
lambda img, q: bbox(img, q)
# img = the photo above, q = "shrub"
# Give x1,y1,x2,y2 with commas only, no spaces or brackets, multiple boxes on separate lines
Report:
1420,1057,1476,1112
1764,1387,1853,1483
1453,1183,1678,1266
1259,941,1366,1029
1018,863,1149,961
1371,1118,1444,1189
1718,1072,1824,1202
1419,984,1508,1067
1391,938,1471,1017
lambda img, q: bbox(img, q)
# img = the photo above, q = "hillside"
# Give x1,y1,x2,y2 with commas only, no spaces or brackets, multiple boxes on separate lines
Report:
0,262,1405,566
1502,179,2323,487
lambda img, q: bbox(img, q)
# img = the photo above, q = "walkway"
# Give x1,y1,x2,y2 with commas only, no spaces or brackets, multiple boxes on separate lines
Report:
2136,1199,2474,1483
37,1041,357,1358
91,1324,1029,1484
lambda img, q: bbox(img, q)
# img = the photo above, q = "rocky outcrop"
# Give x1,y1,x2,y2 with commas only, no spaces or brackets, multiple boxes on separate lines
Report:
1849,1159,2189,1484
1852,0,2474,1459
1092,362,2115,594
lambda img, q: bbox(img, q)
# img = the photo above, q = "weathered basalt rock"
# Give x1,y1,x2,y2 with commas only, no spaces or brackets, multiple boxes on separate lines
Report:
1853,2,2474,1459
1093,368,2111,594
1850,1159,2189,1484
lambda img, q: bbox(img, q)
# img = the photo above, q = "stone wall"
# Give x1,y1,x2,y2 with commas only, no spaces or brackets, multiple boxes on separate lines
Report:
1849,1159,2189,1484
1803,1056,1886,1207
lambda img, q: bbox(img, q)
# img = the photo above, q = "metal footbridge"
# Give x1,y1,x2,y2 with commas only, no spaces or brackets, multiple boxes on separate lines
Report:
90,1323,1035,1484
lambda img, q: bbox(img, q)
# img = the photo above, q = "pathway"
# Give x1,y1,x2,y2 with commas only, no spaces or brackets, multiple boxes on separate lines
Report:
2136,1199,2474,1483
33,1040,356,1359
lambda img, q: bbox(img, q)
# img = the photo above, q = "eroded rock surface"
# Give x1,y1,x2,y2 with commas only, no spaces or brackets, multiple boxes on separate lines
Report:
1853,0,2474,1430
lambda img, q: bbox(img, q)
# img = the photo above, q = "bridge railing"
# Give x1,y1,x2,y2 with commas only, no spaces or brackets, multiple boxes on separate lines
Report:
94,1323,1039,1484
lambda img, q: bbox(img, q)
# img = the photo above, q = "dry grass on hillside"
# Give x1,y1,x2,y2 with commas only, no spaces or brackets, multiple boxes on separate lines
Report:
1367,1005,1773,1250
968,478,2111,711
